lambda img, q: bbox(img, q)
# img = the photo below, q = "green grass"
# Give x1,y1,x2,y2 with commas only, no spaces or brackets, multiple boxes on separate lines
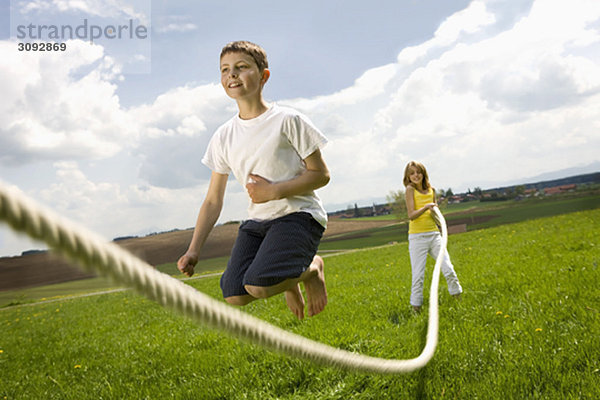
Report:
0,276,120,308
319,223,406,251
1,209,599,399
444,195,600,230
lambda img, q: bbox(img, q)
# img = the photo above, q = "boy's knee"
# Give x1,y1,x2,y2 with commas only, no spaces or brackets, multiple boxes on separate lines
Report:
225,295,254,306
244,284,270,299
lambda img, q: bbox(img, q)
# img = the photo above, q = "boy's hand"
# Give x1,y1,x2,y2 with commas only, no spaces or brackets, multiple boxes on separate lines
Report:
246,174,279,203
177,252,198,277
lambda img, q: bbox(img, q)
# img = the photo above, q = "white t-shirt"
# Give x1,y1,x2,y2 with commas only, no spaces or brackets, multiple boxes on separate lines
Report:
202,104,328,227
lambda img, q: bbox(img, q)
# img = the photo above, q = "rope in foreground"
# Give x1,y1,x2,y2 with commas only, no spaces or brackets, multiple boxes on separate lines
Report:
0,182,446,374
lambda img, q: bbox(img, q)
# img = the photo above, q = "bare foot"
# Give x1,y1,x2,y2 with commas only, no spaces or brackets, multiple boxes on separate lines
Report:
304,255,327,317
285,284,305,320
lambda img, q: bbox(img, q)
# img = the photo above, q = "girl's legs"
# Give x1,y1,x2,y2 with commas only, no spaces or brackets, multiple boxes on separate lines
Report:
429,233,463,297
409,234,430,310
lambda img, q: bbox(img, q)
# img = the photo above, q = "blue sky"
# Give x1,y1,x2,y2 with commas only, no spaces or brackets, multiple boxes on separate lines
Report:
122,0,476,104
1,0,600,256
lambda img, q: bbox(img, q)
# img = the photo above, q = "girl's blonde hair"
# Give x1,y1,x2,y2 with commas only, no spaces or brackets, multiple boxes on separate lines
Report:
403,161,431,190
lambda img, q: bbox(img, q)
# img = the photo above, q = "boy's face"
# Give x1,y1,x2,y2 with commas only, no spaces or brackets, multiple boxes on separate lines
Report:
220,52,268,101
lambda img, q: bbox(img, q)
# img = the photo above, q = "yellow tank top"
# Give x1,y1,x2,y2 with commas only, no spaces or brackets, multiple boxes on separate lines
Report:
408,187,438,234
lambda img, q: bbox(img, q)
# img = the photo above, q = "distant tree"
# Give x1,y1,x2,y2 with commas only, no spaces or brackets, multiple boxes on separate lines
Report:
387,189,407,220
445,188,454,197
473,187,483,197
515,185,526,196
436,189,449,209
354,203,360,218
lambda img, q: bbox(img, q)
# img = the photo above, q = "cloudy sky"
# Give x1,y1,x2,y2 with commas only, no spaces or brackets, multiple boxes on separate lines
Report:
1,0,599,257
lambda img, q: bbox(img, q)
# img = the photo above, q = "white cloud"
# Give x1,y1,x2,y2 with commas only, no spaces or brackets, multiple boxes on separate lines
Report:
31,162,197,238
130,84,229,139
156,23,197,33
291,63,398,110
0,39,134,165
26,161,248,245
434,0,496,44
0,39,229,188
129,83,234,188
17,0,150,23
397,0,495,66
155,15,198,33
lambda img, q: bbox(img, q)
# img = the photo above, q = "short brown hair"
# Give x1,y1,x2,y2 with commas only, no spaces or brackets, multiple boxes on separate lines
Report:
220,41,269,72
403,161,431,190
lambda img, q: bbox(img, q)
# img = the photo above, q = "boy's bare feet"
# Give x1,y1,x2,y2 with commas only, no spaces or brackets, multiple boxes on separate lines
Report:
285,284,305,320
304,255,327,317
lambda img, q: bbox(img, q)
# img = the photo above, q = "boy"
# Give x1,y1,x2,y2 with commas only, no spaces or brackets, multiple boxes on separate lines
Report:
177,41,330,320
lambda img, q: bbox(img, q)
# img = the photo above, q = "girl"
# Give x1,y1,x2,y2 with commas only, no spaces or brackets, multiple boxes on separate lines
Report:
403,161,462,312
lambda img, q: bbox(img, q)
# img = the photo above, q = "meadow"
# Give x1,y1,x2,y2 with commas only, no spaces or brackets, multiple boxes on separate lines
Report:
1,206,599,399
1,193,598,306
318,194,600,251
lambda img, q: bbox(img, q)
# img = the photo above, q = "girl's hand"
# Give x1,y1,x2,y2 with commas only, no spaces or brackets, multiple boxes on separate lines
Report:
246,174,279,203
425,202,437,210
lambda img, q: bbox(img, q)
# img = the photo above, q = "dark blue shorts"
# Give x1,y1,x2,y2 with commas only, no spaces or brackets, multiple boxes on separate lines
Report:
220,212,325,298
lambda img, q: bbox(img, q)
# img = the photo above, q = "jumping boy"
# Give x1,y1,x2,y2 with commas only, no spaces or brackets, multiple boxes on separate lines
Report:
177,41,330,320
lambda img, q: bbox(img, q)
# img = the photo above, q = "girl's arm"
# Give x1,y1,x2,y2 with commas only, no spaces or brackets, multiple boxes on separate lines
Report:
177,171,228,277
245,148,330,203
405,185,437,221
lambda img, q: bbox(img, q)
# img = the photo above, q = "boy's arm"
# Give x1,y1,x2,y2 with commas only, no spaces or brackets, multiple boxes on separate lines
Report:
246,148,330,203
177,171,228,277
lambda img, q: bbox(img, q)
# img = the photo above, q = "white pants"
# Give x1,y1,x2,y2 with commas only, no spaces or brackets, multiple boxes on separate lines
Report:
408,232,462,307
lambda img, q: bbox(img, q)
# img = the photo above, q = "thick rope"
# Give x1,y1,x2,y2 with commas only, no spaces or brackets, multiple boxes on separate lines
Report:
0,182,447,374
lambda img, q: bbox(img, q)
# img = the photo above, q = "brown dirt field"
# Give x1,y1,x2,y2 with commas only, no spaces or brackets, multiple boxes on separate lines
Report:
0,252,96,292
0,219,396,291
322,219,398,237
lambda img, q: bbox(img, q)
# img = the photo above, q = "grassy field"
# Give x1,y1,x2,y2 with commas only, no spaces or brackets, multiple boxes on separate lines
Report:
443,194,600,228
1,208,599,399
319,194,600,250
0,256,230,308
2,193,598,307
